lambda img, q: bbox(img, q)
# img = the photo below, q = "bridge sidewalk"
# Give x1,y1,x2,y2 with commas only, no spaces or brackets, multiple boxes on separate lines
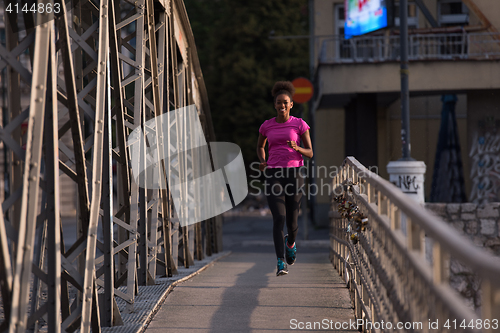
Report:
145,215,356,332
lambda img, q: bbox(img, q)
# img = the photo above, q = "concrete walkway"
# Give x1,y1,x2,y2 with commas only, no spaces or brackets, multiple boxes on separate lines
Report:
145,216,356,332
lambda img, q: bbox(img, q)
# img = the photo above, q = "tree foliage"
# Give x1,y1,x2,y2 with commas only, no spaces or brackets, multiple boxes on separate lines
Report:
185,0,310,176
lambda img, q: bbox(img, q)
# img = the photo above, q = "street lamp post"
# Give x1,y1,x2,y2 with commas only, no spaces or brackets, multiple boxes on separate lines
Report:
307,0,315,237
400,0,412,160
387,0,427,204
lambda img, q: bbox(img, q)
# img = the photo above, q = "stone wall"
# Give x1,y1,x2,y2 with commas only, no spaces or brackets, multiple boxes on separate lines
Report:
425,202,500,311
426,203,500,255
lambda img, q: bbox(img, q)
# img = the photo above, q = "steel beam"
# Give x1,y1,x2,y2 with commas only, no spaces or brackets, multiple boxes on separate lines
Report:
108,0,132,288
79,0,110,330
0,203,12,331
5,11,23,238
414,0,438,28
9,9,52,331
43,32,62,332
0,0,222,331
56,0,90,230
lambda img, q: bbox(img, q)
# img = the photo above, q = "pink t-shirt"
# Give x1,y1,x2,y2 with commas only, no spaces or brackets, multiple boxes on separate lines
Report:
259,116,310,168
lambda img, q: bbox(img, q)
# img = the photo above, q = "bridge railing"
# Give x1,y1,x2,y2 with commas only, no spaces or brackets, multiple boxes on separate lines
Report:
330,157,500,333
0,0,222,331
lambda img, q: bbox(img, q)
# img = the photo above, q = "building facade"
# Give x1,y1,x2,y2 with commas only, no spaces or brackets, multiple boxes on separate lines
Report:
312,0,500,224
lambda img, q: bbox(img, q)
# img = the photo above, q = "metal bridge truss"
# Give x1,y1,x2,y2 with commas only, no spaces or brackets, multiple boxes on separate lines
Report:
0,0,222,331
331,157,500,333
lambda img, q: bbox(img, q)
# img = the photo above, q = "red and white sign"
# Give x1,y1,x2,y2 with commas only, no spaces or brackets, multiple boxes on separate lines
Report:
291,77,313,104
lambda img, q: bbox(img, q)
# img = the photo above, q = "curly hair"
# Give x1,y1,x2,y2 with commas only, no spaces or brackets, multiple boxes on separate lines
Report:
271,81,295,102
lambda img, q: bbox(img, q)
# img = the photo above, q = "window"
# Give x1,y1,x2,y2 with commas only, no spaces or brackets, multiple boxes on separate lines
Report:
334,4,351,59
335,4,345,35
437,1,469,56
394,1,419,29
438,0,469,27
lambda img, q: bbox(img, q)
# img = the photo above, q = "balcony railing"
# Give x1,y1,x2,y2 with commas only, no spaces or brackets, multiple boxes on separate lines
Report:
319,32,500,64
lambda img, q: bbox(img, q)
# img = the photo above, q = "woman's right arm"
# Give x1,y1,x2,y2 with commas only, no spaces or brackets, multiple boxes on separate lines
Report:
257,133,267,171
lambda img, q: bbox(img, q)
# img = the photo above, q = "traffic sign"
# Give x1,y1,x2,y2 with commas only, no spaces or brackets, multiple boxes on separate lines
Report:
291,77,313,104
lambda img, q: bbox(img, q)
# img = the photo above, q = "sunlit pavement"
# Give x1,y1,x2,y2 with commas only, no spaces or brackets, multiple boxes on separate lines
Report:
145,215,356,333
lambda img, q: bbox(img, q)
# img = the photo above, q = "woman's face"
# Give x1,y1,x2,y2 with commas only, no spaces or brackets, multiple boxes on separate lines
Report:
275,94,293,117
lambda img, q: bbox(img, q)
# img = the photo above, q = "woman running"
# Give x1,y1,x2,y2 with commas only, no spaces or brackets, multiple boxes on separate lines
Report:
256,81,313,276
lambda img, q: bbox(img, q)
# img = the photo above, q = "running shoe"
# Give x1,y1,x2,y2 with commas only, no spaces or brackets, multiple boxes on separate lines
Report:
285,234,296,265
276,258,288,276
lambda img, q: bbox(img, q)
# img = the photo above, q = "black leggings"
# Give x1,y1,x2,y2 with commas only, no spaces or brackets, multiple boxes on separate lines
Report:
264,167,303,259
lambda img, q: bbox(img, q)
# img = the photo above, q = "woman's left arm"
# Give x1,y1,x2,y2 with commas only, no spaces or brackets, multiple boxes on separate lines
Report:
288,130,313,159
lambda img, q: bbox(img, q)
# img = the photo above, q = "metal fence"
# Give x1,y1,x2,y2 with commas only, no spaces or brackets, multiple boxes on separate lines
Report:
0,0,223,331
320,33,500,63
330,157,500,333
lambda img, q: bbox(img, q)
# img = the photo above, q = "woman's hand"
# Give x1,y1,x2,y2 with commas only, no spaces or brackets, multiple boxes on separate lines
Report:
287,140,299,152
257,133,268,171
286,131,313,158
